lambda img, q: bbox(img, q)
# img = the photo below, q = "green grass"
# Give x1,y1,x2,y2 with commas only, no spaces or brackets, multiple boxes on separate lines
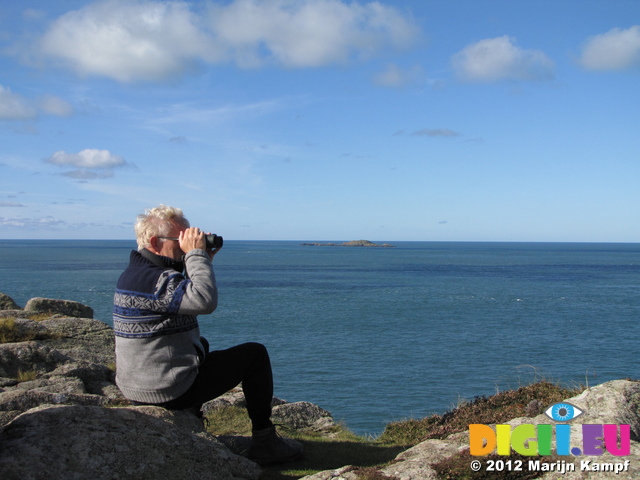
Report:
204,380,586,480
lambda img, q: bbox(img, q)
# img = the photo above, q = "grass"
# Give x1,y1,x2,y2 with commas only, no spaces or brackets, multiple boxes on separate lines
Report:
16,369,38,382
0,316,60,344
204,380,586,480
0,318,33,343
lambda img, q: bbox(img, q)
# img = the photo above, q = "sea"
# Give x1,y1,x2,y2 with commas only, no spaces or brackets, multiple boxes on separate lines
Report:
1,240,639,437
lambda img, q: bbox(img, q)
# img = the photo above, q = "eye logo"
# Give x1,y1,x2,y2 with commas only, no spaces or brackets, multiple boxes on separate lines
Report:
470,401,631,457
545,402,584,422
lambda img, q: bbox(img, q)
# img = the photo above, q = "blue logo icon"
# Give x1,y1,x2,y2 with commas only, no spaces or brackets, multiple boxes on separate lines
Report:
544,402,584,422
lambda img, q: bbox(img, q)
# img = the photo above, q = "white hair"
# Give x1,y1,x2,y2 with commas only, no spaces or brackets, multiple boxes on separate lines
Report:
134,204,189,250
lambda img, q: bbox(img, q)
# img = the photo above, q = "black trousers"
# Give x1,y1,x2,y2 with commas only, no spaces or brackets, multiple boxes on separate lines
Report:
158,342,274,431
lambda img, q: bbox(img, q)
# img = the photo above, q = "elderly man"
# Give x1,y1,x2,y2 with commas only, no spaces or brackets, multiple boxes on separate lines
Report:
113,204,302,465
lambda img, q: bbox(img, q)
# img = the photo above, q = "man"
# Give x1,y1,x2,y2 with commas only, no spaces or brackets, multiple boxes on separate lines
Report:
113,204,302,465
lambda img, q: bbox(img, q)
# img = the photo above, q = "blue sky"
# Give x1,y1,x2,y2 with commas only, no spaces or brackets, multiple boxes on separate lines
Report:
1,0,639,242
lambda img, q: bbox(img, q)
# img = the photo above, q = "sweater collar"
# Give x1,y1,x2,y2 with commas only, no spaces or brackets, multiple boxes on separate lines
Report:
138,248,185,273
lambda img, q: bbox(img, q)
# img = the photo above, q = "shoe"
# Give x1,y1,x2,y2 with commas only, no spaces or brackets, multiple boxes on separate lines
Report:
248,426,303,466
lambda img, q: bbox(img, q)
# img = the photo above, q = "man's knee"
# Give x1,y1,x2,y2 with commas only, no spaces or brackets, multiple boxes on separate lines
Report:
241,342,268,355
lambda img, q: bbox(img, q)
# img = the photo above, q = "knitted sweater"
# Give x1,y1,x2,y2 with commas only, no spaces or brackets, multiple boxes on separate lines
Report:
113,248,218,404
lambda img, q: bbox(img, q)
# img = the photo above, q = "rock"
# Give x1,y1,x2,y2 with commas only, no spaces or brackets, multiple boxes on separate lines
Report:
202,386,287,414
0,317,119,427
300,240,395,247
0,341,71,378
24,297,93,319
341,240,392,247
37,317,115,366
0,292,20,310
299,466,361,480
0,404,261,480
0,359,125,425
271,401,336,433
377,434,468,480
0,317,114,368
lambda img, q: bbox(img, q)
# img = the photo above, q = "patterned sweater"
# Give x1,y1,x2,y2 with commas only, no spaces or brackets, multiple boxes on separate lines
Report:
113,248,217,404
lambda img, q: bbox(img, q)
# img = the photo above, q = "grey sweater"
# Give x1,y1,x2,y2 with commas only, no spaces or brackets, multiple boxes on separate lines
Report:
113,248,217,404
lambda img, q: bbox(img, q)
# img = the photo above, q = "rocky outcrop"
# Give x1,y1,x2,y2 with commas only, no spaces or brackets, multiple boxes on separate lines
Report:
0,293,20,310
0,404,261,480
301,240,395,247
24,296,95,319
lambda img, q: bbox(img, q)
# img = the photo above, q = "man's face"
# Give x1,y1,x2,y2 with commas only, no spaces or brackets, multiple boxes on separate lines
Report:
156,221,188,261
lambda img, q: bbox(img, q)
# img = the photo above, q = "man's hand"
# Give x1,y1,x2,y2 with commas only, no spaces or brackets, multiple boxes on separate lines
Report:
179,227,206,253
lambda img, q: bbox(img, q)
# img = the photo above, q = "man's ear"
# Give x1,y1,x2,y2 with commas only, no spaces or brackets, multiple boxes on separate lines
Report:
148,236,161,255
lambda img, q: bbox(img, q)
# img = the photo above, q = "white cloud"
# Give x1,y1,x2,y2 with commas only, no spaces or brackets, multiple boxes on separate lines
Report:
47,149,126,169
46,148,130,179
579,25,640,71
0,85,37,120
206,0,420,68
34,0,419,82
39,0,220,83
451,36,554,83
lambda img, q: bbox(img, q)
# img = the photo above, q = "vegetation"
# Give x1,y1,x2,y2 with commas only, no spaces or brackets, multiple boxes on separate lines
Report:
204,381,585,480
0,315,60,344
378,381,581,445
16,369,38,382
0,318,33,343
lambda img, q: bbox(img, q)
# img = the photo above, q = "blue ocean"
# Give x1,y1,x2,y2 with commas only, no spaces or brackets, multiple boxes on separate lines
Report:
1,240,639,436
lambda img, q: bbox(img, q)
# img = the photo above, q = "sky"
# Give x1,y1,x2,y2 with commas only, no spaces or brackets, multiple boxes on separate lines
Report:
0,0,639,242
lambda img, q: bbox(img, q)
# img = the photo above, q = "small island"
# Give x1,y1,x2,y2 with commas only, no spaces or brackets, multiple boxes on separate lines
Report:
301,240,395,248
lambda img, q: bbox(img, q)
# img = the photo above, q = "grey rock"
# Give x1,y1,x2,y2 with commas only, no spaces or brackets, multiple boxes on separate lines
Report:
298,466,361,480
24,297,94,319
38,317,115,366
0,341,71,378
0,386,107,413
0,404,261,480
272,401,336,432
202,385,287,414
0,292,20,310
0,317,119,427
